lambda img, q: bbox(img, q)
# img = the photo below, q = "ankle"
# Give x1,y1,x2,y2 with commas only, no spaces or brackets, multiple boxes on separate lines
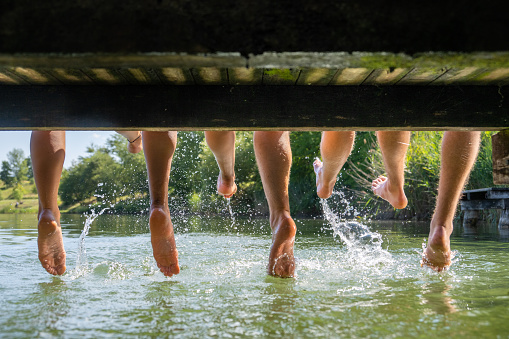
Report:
38,208,60,223
427,224,452,250
270,213,296,235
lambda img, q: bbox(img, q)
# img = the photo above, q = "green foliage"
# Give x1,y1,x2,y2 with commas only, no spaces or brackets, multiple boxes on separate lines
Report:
196,131,263,215
170,132,206,211
39,130,497,220
467,131,495,189
343,131,496,220
0,161,12,186
0,149,30,187
7,149,29,183
106,134,149,198
403,131,443,218
10,183,24,201
288,132,321,215
59,148,121,205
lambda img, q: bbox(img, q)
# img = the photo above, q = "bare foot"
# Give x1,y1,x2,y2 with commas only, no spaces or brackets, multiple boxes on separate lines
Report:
313,159,336,199
422,225,452,272
371,175,408,209
38,209,66,275
217,172,237,199
268,216,296,278
149,207,180,277
127,133,143,154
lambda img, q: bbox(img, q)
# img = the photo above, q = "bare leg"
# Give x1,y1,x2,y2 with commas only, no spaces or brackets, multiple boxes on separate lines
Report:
423,131,481,271
142,131,180,277
253,131,296,278
116,131,142,154
204,131,237,198
371,131,410,209
31,131,66,275
314,131,355,199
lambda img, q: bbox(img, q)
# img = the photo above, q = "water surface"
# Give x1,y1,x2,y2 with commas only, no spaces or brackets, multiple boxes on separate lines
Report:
1,212,508,338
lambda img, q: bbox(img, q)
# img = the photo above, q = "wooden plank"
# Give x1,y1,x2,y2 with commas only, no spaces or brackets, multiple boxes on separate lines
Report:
330,68,372,85
5,67,61,85
492,130,509,185
296,68,338,86
0,85,507,131
155,67,194,85
81,68,128,85
475,68,509,85
0,70,25,85
396,68,448,85
460,199,509,210
191,68,228,85
462,188,509,200
2,52,509,72
2,3,509,55
363,68,410,85
429,67,484,85
117,68,162,85
228,68,263,85
46,68,94,85
263,69,301,85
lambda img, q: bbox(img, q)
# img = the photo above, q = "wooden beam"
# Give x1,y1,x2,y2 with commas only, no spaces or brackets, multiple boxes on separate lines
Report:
1,2,508,54
0,85,507,131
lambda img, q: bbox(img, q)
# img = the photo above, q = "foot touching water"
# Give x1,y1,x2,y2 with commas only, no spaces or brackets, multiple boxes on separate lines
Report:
38,209,66,275
268,216,296,278
149,207,180,277
422,224,452,272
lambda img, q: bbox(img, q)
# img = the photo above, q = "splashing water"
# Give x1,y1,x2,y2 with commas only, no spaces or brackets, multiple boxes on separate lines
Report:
420,239,458,273
225,197,237,230
320,191,393,267
73,207,110,276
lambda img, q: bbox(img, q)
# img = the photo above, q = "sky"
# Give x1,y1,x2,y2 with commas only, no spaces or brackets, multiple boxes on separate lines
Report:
0,131,118,169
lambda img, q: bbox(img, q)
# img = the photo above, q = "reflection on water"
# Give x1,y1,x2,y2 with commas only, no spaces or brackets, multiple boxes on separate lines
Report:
1,213,509,337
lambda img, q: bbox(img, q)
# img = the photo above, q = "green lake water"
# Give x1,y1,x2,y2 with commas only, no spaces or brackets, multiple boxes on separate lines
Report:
1,204,509,338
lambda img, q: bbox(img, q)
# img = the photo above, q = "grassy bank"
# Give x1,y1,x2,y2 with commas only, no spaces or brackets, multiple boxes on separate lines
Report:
0,181,39,214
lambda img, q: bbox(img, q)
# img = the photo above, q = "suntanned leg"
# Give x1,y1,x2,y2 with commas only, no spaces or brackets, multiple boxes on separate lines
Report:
116,131,143,154
31,131,66,275
142,131,180,277
423,131,480,272
204,131,237,198
314,131,355,199
371,131,410,209
253,131,296,278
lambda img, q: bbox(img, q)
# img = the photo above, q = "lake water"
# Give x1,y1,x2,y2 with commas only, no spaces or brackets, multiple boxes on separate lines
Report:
1,207,509,338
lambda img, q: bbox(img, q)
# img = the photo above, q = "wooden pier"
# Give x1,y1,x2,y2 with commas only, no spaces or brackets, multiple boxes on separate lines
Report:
460,188,509,231
0,1,508,131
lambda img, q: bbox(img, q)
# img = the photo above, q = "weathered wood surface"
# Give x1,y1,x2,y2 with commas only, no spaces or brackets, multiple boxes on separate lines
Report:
460,188,509,210
1,52,509,86
460,188,509,230
1,1,508,54
0,85,507,131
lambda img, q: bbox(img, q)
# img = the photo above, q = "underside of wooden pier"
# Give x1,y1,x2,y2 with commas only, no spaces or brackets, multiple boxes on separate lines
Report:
0,1,508,130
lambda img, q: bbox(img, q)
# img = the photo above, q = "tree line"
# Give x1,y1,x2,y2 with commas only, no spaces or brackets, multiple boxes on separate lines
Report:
0,132,498,219
0,148,33,201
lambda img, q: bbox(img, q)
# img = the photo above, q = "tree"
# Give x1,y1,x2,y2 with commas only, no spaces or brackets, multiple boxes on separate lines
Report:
0,161,13,186
6,148,29,184
59,149,121,205
25,157,33,181
11,183,24,202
